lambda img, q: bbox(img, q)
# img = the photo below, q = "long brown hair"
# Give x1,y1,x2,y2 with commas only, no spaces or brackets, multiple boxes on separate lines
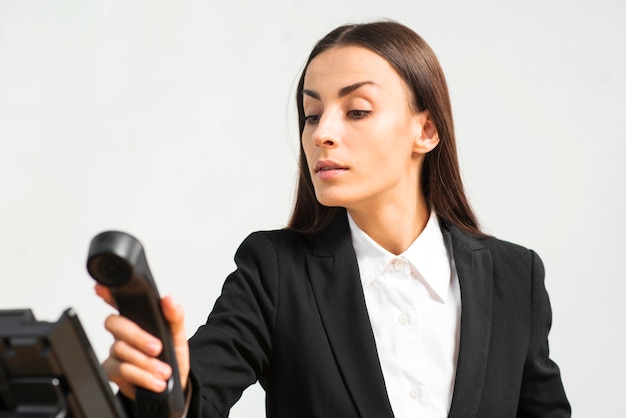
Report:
288,20,483,236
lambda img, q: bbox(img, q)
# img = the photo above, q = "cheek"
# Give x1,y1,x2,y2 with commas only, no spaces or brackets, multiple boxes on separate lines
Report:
300,137,315,169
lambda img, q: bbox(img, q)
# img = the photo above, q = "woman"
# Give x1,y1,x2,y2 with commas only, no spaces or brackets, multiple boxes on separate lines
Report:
98,20,571,417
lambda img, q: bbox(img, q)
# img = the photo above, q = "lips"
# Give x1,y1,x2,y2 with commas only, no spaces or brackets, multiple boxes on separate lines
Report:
314,160,348,180
315,160,347,172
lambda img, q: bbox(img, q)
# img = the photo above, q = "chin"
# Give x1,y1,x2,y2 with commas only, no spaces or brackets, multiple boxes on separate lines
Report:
314,191,354,210
314,192,343,208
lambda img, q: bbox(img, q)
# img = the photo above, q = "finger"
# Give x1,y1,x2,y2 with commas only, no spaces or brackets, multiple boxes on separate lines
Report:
94,283,116,308
102,357,136,399
102,356,167,396
104,314,162,357
110,340,172,381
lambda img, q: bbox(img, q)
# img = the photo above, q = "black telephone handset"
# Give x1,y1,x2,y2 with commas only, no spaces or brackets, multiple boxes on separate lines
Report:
87,231,185,418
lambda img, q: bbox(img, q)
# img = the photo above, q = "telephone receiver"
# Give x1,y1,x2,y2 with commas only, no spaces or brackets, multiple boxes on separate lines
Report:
87,231,185,418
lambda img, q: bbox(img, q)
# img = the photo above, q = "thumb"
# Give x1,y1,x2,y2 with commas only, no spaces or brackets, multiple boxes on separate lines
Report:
160,295,190,390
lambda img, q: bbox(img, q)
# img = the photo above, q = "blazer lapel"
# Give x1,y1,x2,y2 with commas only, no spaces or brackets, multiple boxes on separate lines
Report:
446,226,494,418
305,212,394,418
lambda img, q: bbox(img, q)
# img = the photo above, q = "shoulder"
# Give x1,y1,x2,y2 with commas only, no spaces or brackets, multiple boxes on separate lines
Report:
233,227,318,264
481,235,543,278
445,223,543,275
239,228,310,251
479,235,537,261
239,213,349,255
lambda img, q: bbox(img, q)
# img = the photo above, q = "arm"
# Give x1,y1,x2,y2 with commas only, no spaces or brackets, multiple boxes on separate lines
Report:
98,231,282,417
185,231,279,417
516,251,571,417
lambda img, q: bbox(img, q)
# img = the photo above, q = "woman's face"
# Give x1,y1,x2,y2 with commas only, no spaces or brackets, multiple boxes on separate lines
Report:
301,45,437,214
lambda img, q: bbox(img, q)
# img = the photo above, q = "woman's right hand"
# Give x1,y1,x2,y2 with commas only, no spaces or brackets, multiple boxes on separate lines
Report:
95,283,190,399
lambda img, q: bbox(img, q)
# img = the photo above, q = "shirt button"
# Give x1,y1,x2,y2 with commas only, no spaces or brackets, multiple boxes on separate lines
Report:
398,312,410,325
409,386,422,399
392,259,404,271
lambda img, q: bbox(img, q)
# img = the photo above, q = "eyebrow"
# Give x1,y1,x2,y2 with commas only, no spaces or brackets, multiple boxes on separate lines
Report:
303,81,378,100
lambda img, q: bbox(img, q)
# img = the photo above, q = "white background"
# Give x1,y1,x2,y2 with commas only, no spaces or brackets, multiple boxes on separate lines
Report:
1,1,624,416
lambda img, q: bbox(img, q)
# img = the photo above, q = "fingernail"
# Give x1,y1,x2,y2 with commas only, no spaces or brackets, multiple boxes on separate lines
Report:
153,378,166,392
147,341,161,355
157,363,171,379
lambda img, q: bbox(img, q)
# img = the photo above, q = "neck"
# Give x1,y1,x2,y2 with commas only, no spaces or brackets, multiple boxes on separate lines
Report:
347,195,430,255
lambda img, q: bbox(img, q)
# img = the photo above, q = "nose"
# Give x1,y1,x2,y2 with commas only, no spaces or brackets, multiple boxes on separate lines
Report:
313,134,336,147
312,112,340,148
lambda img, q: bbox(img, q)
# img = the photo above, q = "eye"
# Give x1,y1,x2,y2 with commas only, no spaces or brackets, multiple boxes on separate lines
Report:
347,109,371,119
304,114,321,124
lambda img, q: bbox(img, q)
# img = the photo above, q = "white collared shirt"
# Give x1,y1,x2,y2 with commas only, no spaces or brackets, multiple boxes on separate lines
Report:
348,211,461,418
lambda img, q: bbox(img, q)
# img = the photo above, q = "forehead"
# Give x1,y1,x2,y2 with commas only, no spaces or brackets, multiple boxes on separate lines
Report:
303,45,407,93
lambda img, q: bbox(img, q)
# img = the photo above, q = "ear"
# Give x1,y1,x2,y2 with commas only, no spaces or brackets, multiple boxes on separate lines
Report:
411,110,439,155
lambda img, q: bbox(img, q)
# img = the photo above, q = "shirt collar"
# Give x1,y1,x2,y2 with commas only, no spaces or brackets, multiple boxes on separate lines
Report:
348,210,453,303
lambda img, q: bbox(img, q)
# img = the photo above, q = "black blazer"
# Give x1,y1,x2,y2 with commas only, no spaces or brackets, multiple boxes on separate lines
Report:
186,210,570,417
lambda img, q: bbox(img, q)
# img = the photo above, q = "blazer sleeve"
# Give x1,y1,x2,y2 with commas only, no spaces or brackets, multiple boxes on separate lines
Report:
517,250,571,417
185,231,279,418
